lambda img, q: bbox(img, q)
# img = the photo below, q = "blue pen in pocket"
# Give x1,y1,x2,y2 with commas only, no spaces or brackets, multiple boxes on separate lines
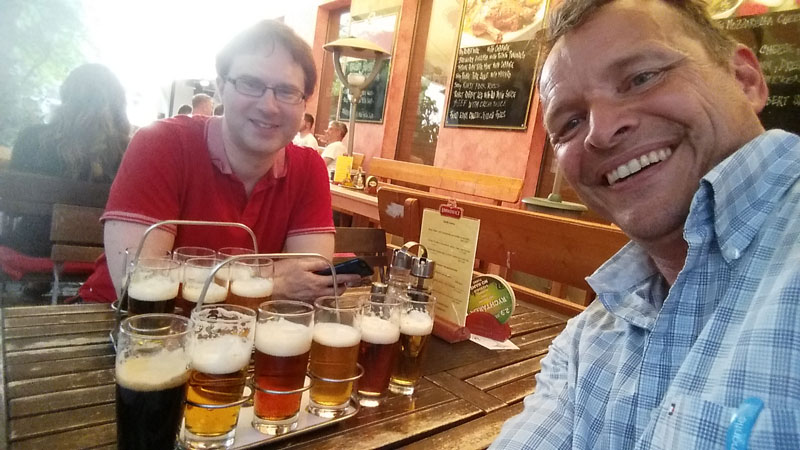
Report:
726,397,764,450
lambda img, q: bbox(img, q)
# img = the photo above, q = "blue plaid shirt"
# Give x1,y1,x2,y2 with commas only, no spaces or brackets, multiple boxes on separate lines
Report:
492,130,800,450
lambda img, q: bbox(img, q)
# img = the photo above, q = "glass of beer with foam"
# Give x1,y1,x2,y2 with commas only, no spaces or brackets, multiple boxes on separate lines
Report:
115,313,190,450
182,304,256,449
173,246,216,263
389,289,436,395
357,294,401,407
176,257,228,317
252,300,314,435
124,258,180,316
228,257,274,311
308,295,363,418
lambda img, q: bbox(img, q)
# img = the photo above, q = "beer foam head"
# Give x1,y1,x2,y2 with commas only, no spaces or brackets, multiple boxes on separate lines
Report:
360,315,400,345
313,322,361,348
255,318,312,356
181,283,226,304
190,334,253,374
400,310,433,336
128,276,179,302
231,277,273,298
116,348,189,391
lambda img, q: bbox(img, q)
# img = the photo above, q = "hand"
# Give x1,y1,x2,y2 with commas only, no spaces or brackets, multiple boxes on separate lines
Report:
273,258,364,303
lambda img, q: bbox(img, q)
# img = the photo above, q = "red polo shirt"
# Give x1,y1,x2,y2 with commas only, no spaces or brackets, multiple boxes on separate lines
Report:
79,115,334,302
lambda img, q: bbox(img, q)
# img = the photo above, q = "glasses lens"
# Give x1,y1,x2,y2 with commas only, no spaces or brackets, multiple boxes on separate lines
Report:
233,78,266,97
274,87,304,104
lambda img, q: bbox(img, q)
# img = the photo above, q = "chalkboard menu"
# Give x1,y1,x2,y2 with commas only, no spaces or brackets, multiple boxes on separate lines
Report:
719,10,800,134
337,59,389,124
444,40,538,130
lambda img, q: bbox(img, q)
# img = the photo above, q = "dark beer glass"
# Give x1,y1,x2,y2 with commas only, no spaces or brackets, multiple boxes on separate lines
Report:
115,314,190,450
357,294,401,407
124,258,180,315
253,300,314,435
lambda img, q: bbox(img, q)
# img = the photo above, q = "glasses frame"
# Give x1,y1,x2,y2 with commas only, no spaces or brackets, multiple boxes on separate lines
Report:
224,76,306,104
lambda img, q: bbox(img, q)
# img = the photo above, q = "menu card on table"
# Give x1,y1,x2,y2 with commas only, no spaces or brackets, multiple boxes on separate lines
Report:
419,204,480,329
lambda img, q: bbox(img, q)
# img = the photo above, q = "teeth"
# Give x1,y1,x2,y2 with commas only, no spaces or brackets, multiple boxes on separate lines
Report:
605,147,672,185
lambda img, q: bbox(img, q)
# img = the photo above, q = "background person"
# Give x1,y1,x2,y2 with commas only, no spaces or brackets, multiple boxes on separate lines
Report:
492,0,800,449
191,93,214,116
320,120,347,172
293,112,319,150
78,20,361,303
176,104,192,115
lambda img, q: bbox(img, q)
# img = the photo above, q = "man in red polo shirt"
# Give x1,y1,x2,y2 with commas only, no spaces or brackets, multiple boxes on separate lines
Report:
79,19,361,303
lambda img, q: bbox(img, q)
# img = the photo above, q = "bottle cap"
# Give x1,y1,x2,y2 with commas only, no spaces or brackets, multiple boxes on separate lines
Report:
411,256,435,279
391,248,413,270
370,282,388,295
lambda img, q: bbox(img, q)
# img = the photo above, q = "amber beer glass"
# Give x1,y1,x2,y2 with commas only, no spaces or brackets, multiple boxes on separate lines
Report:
308,295,363,418
389,290,436,395
227,257,274,310
182,304,256,449
357,294,400,407
176,257,228,317
115,314,190,450
124,258,180,315
253,300,314,435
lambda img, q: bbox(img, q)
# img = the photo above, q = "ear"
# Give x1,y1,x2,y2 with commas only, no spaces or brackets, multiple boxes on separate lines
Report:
730,44,768,114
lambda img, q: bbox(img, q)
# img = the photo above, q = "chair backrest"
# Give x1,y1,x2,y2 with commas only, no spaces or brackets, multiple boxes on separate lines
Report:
50,204,105,263
0,170,110,213
377,186,629,316
368,157,523,205
352,153,366,171
334,227,388,281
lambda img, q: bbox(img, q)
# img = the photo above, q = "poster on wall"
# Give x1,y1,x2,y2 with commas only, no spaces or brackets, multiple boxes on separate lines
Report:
444,0,547,130
714,2,800,135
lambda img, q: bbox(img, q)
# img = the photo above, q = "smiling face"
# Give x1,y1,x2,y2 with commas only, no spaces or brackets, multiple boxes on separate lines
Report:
218,44,306,159
540,0,766,247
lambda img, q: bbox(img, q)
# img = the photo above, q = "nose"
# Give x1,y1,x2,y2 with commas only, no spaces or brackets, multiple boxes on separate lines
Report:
257,88,282,114
584,98,637,151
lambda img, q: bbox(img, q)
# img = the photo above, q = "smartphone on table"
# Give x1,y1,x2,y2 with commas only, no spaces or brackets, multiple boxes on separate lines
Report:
313,257,374,277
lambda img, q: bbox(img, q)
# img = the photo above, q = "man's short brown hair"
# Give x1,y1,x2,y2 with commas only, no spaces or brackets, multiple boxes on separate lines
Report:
545,0,738,67
216,19,317,98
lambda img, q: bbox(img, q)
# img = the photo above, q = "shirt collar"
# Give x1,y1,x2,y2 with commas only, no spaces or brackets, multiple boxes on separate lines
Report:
701,129,800,263
205,116,288,179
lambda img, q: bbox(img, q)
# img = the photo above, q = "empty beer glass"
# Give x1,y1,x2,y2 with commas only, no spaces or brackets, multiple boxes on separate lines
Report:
253,300,314,435
228,258,274,311
357,294,401,407
115,314,190,450
182,304,256,449
173,246,216,263
308,295,363,418
176,257,228,317
389,290,436,395
124,258,180,315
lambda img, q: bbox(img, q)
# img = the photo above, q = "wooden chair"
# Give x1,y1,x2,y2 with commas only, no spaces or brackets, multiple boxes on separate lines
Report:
377,186,629,316
334,227,388,283
368,157,524,205
49,204,105,303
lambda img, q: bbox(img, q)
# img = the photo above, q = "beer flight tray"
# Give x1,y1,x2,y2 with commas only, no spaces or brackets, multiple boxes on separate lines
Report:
212,389,359,449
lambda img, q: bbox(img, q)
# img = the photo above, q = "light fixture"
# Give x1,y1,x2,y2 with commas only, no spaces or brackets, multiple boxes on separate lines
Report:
323,37,391,157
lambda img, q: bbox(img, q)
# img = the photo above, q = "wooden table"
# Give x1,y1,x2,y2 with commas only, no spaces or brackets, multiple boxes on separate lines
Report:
329,184,379,227
0,302,567,449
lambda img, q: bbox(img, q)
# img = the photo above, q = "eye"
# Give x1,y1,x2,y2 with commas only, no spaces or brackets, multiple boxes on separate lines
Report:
631,71,658,86
239,77,265,91
551,116,584,143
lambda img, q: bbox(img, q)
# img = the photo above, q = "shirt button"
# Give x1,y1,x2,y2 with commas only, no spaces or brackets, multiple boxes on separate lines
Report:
724,248,741,260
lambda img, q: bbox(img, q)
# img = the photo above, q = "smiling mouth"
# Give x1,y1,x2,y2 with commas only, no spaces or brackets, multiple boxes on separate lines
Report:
251,119,278,130
605,147,673,186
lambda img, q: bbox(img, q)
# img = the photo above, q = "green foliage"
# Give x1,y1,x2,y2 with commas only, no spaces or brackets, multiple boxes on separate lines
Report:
0,0,86,147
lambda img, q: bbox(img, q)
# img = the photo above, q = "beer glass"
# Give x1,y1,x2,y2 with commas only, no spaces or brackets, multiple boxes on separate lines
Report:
308,295,363,418
173,246,216,263
115,314,190,450
124,257,180,315
253,300,314,435
389,290,436,395
183,304,256,449
228,257,274,311
216,247,255,287
357,294,401,407
176,257,228,317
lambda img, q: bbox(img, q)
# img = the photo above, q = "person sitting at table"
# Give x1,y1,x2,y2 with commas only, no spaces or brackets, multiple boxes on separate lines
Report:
77,19,362,303
492,0,800,449
5,63,130,258
320,120,348,172
293,113,319,151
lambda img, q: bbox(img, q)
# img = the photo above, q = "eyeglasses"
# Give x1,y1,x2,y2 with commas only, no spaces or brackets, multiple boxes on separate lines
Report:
224,76,306,104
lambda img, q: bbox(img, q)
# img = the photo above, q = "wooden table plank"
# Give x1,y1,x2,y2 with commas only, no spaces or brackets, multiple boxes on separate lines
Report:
3,304,111,318
510,323,565,348
488,376,537,405
403,402,525,450
508,311,566,336
5,332,112,352
427,371,506,412
447,338,551,380
9,402,114,441
8,368,114,397
9,422,115,450
5,343,113,366
0,308,8,446
9,384,114,418
4,321,114,339
329,184,379,223
466,354,547,392
4,311,115,329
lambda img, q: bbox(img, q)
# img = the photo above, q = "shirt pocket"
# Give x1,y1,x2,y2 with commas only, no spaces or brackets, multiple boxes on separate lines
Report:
649,394,800,450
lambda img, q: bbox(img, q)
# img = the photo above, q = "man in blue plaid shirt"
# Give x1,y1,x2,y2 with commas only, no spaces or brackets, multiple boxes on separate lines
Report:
492,0,800,449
